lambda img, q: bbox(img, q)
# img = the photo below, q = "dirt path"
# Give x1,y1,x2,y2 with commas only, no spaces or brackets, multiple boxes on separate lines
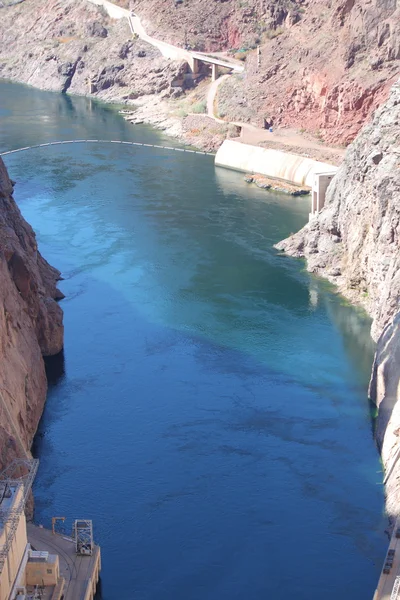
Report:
237,122,344,156
205,75,344,164
207,74,229,121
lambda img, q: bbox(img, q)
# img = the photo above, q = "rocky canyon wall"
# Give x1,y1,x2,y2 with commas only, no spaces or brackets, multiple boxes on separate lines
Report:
216,0,399,145
0,0,186,102
0,0,398,147
0,157,63,471
276,79,400,516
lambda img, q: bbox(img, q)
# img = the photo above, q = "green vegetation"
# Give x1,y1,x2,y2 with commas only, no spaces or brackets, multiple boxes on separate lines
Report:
175,108,188,118
265,27,284,40
191,100,207,114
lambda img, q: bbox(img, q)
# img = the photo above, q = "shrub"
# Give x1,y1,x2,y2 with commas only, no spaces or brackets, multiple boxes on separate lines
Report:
191,100,206,114
265,27,284,40
175,108,188,118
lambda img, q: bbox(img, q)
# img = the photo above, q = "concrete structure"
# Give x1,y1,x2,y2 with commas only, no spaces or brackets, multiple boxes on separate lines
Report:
85,0,244,76
0,459,100,600
310,171,336,218
373,517,400,600
0,485,28,600
27,525,101,600
24,551,60,587
215,140,338,188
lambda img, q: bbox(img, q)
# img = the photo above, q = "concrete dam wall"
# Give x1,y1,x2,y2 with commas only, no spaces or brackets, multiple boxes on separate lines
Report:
215,140,337,188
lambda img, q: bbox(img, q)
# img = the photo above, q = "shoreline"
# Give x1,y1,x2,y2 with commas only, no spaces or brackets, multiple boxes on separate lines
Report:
0,72,344,164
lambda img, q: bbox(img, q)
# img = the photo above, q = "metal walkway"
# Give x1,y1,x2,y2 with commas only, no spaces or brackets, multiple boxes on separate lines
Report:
0,139,215,157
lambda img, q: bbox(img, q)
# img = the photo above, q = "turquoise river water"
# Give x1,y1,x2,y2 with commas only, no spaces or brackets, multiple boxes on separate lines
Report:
0,80,388,599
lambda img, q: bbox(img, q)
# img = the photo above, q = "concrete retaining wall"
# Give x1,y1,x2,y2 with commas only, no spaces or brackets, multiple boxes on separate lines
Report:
215,140,337,188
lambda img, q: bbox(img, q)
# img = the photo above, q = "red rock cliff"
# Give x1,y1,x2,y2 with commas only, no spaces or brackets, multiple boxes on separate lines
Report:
0,157,64,469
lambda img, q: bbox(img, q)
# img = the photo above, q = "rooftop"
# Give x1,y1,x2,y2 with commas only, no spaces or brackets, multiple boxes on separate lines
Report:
27,523,101,600
0,483,20,526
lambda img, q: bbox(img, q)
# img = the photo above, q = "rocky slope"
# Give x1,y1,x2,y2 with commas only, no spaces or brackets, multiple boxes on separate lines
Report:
0,0,186,100
0,157,63,470
127,0,399,145
0,0,399,150
276,79,400,514
276,79,400,341
125,0,300,52
215,0,399,145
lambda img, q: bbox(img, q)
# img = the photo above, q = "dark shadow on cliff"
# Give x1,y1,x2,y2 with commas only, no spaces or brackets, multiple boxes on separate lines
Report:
44,349,66,388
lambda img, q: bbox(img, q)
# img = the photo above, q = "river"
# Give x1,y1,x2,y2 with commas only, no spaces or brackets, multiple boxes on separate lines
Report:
0,80,387,599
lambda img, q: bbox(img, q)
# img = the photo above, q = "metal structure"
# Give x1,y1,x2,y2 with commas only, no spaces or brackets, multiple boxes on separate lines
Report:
52,516,66,535
0,458,39,575
391,576,400,600
74,520,93,556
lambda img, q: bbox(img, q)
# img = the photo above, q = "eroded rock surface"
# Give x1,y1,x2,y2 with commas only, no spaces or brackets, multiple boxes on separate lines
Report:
0,0,186,102
277,79,400,515
276,79,400,341
0,0,398,148
0,157,63,469
369,315,400,516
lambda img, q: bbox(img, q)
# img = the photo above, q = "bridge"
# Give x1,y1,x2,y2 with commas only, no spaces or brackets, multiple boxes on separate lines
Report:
0,139,215,157
86,0,244,81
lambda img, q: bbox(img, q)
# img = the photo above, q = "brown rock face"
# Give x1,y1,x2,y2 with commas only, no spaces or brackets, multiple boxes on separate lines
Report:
1,0,398,147
215,0,399,145
0,157,63,469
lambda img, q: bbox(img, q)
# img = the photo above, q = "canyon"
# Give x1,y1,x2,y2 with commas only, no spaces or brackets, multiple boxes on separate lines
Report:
0,0,398,148
0,0,399,594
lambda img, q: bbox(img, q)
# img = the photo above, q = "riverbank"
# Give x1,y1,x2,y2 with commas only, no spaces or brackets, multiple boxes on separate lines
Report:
0,0,346,163
276,79,400,524
1,79,385,599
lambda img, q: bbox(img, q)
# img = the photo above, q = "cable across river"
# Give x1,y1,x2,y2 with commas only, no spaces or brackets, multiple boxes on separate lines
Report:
0,139,215,157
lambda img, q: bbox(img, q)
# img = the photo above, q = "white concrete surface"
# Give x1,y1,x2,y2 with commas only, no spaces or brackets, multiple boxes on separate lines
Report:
215,140,338,187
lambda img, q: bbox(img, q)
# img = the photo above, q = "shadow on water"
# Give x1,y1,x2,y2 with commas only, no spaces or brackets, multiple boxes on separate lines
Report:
94,578,103,600
0,79,184,155
44,351,66,388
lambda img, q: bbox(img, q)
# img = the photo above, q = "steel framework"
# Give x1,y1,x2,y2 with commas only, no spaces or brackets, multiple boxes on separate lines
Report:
0,458,39,575
74,519,93,556
391,576,400,600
